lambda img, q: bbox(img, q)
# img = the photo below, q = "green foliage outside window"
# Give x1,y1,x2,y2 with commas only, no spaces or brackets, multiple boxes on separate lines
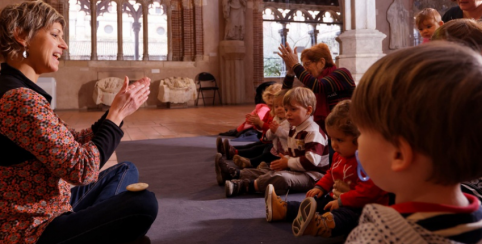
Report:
264,58,282,77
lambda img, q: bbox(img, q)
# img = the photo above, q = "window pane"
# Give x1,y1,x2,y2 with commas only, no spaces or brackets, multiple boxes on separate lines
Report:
123,0,144,60
148,2,167,61
263,9,283,77
97,0,118,60
68,0,91,60
317,23,341,57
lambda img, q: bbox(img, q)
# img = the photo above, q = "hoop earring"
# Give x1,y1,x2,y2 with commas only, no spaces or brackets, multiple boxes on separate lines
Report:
22,47,29,59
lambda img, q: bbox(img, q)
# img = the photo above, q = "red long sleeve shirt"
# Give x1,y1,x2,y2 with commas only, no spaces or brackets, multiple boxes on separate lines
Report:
316,152,389,208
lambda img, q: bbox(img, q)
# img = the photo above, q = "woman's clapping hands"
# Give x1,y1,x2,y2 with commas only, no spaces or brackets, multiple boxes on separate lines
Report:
107,76,151,126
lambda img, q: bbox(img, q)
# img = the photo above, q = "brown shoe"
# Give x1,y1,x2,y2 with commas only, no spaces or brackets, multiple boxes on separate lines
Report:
223,139,236,160
216,137,225,155
257,161,269,169
225,179,249,197
265,184,287,222
292,198,335,237
215,153,237,186
233,155,253,168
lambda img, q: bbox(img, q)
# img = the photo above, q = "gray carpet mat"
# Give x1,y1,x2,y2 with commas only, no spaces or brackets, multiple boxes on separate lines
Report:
116,136,344,244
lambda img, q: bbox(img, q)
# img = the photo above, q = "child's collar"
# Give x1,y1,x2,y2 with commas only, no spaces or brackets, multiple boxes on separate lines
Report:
391,193,480,214
292,116,314,131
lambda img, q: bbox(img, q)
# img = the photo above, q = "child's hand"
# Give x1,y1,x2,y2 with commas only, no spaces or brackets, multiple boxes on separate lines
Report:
245,113,253,125
324,200,340,211
332,180,351,200
270,153,288,171
247,113,262,126
306,188,323,198
269,121,279,133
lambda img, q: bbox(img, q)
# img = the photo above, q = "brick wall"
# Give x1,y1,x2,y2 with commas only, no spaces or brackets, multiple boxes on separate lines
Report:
194,0,204,59
171,0,183,61
182,0,194,61
253,0,264,87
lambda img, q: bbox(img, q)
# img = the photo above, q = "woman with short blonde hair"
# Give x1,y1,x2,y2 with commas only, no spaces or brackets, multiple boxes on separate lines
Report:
0,1,157,243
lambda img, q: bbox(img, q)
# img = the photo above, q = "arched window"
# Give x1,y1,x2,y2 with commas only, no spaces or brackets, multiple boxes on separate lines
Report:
63,0,202,61
262,2,342,77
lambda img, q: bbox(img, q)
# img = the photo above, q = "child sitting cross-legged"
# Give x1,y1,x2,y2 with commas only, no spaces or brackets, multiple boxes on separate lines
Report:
345,42,482,243
230,89,290,169
215,87,329,197
265,100,389,238
215,83,281,174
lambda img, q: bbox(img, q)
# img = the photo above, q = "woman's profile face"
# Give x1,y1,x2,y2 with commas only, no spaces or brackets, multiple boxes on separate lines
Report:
457,0,482,11
26,22,68,75
301,58,325,78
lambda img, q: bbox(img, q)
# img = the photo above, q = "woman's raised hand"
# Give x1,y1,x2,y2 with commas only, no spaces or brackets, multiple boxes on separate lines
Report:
106,76,151,126
277,42,299,74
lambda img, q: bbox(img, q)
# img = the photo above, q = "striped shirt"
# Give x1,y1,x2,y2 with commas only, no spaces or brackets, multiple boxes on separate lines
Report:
286,117,329,177
283,64,355,111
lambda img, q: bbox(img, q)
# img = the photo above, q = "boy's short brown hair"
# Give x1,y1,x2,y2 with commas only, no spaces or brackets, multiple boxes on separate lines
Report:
350,42,482,185
431,18,482,52
283,87,316,115
326,100,359,138
415,8,441,28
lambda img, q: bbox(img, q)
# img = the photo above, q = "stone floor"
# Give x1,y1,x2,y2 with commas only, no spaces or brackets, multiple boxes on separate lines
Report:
56,104,252,170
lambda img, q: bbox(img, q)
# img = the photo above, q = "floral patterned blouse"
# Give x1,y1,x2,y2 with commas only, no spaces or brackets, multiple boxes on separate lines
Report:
0,63,123,243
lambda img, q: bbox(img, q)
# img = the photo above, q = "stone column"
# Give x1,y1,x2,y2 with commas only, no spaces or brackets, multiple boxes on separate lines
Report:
278,24,289,45
219,41,246,104
116,0,124,60
336,0,386,82
90,0,98,60
308,24,319,46
140,0,149,61
133,22,141,60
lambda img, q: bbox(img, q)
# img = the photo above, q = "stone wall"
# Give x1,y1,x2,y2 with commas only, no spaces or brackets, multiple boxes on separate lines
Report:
0,0,227,109
2,0,438,109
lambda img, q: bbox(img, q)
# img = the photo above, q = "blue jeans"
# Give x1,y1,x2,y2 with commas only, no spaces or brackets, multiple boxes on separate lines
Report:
37,162,158,244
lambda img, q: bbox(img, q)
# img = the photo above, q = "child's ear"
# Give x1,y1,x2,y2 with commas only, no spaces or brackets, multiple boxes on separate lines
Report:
391,137,413,172
306,106,313,115
438,21,444,26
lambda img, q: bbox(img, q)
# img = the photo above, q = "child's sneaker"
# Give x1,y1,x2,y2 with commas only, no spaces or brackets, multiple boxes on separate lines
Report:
257,161,269,169
233,155,253,168
292,198,335,237
225,179,249,197
216,137,225,155
223,139,236,160
265,184,287,222
214,153,236,186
